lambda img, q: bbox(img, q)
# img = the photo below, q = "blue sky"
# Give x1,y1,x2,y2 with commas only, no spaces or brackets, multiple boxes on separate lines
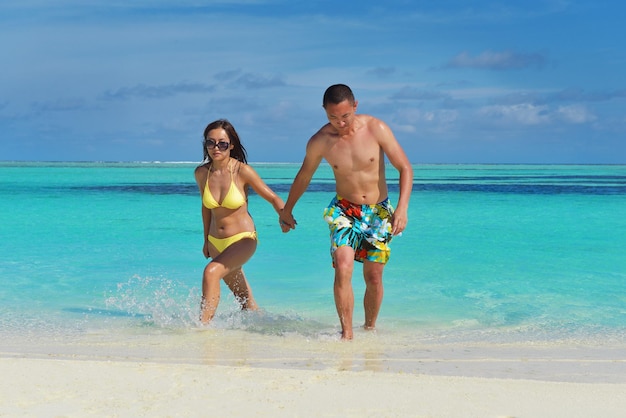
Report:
1,0,625,163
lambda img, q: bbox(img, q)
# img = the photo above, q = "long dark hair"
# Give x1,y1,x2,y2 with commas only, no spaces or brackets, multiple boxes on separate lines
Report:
201,119,248,164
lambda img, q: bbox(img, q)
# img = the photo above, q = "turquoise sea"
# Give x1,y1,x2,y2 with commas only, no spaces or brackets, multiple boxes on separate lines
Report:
1,162,625,380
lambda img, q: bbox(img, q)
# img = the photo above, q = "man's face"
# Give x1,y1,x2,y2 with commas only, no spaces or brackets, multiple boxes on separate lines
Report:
324,99,358,133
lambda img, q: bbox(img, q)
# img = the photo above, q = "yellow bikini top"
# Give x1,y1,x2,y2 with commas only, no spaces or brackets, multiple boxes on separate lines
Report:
202,161,246,210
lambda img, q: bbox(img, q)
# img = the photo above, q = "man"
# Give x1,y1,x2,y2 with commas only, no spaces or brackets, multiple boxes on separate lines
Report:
280,84,413,340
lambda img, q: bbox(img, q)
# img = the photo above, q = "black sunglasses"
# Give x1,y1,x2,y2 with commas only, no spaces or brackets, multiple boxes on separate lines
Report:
205,139,231,151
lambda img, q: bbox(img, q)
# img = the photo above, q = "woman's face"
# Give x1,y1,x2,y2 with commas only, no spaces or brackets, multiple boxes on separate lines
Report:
205,128,233,160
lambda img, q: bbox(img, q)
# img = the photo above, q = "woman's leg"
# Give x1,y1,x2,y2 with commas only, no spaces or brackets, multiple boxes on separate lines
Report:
223,267,258,311
200,238,257,323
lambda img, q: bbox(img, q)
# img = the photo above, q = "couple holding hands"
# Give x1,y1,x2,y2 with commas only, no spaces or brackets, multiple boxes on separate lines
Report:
194,84,413,340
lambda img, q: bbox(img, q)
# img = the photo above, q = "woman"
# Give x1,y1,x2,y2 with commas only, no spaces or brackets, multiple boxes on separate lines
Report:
194,119,286,324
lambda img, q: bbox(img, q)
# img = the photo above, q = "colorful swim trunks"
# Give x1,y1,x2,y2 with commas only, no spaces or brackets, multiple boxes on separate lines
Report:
323,195,394,265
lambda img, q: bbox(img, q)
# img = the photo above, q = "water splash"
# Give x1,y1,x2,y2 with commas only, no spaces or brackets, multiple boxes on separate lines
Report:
104,275,335,338
105,275,200,328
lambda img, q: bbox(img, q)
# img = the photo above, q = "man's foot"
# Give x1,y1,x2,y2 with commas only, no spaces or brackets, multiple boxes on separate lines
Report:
340,330,353,340
363,325,376,332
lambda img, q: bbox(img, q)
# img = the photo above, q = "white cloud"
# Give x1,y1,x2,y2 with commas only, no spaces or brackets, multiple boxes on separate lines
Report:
444,50,546,70
394,108,459,127
101,82,216,101
556,105,597,124
478,103,598,126
391,87,450,101
478,103,550,125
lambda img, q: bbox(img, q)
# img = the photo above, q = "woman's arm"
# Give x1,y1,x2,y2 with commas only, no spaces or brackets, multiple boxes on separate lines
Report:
194,165,212,258
240,164,284,214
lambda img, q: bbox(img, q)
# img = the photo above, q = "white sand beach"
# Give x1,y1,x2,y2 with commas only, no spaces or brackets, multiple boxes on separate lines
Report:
1,355,625,418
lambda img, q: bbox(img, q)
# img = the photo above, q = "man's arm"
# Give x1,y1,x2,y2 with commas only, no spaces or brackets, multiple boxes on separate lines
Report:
280,136,324,230
374,119,413,235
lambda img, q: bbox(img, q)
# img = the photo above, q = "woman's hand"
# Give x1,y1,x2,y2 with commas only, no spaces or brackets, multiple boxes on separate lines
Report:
279,209,297,233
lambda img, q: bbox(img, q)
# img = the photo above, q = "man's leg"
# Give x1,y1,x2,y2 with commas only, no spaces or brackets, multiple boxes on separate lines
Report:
363,260,385,330
333,246,355,340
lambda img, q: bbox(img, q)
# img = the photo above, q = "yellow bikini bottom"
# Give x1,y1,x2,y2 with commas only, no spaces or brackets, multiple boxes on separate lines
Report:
208,231,257,253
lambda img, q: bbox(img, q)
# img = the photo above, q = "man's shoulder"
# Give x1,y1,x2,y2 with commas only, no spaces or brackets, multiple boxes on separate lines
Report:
360,115,393,142
315,122,334,136
359,114,386,128
309,123,334,143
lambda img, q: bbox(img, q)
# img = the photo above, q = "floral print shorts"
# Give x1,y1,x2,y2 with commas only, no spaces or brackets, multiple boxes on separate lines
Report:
323,195,394,266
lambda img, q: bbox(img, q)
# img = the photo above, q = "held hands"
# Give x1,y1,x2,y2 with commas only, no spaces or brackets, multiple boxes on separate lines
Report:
278,209,297,233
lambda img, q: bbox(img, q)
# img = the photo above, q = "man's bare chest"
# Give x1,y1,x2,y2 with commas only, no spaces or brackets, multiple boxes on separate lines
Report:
324,140,380,172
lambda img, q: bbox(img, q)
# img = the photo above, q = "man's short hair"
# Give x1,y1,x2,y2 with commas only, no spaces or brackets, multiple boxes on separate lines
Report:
323,84,355,108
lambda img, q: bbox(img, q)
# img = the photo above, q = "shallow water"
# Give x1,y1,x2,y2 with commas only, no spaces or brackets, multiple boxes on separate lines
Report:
1,162,625,380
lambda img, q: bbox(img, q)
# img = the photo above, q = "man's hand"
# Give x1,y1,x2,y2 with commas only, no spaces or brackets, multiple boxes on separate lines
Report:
279,209,297,233
391,208,408,236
